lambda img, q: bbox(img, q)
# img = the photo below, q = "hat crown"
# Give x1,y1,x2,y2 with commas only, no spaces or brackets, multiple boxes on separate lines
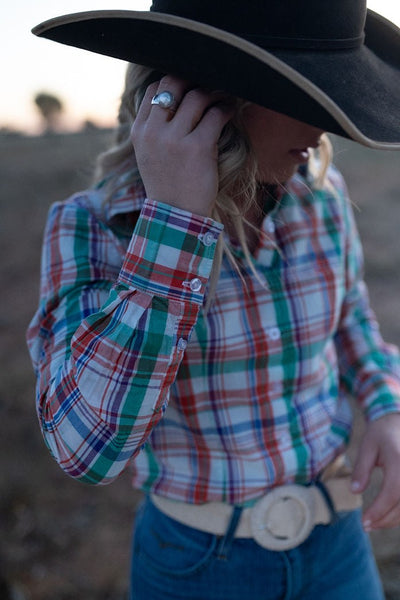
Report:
151,0,367,46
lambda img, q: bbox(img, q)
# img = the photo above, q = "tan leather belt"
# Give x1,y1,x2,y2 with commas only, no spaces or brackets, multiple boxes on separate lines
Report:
151,457,362,551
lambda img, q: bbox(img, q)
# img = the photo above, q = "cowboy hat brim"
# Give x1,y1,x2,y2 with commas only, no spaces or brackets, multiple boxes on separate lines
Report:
32,9,400,149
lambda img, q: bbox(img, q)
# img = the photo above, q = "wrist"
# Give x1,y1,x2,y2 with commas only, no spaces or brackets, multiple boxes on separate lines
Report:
145,193,215,218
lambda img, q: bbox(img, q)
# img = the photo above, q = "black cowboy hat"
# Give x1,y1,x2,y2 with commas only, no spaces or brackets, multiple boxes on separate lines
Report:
32,0,400,149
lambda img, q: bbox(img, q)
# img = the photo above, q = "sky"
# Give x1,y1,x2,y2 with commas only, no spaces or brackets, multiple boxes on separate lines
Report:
2,1,400,134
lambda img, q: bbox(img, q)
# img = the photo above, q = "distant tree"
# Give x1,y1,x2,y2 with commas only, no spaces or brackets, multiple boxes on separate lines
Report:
34,92,64,132
82,119,100,132
0,126,23,138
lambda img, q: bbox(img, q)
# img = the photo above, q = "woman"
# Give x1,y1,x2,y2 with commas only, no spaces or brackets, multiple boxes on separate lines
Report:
28,1,400,598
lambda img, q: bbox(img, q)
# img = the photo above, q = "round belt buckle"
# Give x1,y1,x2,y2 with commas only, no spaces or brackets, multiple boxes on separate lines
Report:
250,484,315,551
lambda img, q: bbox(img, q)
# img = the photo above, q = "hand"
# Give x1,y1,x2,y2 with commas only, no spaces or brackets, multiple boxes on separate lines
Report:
351,412,400,531
131,75,235,217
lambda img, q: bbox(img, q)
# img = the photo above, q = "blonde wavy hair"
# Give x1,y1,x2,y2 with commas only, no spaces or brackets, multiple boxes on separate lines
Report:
94,63,332,302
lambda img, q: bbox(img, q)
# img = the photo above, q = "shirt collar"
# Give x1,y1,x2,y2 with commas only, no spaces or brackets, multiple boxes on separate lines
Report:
96,166,312,222
96,167,146,221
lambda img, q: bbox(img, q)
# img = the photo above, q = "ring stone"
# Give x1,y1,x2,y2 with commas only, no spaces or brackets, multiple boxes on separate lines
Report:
151,91,176,109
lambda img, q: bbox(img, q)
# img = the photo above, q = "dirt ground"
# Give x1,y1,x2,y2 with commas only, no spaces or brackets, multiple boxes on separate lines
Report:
1,130,399,599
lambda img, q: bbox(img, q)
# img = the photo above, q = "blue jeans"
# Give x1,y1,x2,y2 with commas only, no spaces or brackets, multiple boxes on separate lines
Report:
130,496,384,600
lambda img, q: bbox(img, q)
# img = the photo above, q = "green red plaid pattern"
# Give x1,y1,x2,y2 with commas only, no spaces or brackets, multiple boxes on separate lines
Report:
27,168,400,504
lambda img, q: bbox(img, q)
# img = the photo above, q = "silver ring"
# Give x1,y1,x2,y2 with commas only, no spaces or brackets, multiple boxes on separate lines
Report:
151,91,177,111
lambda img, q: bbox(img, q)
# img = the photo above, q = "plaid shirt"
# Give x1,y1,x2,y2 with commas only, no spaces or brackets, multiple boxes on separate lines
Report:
27,167,400,505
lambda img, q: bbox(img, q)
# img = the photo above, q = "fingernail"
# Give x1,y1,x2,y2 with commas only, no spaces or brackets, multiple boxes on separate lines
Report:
363,519,372,532
351,480,361,492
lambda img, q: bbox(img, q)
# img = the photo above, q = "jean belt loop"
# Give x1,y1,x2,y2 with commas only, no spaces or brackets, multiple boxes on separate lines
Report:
216,505,243,559
314,478,338,523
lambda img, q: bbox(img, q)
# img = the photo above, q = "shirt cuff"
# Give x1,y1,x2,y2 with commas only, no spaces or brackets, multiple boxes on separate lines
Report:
364,383,400,422
118,198,223,304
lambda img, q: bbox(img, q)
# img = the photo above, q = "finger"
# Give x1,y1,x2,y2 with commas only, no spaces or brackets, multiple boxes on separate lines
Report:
148,75,190,123
363,468,400,529
191,101,236,146
365,498,400,530
170,88,234,134
132,76,188,145
134,81,160,124
351,435,378,493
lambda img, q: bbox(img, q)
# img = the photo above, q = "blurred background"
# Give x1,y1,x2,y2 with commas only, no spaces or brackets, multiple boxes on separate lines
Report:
1,1,400,599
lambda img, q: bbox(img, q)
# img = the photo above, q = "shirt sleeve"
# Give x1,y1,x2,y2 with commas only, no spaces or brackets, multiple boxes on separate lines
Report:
332,172,400,421
26,195,223,484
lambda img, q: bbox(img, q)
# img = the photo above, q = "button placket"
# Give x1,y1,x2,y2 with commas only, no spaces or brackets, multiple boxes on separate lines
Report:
265,217,275,234
258,215,279,260
267,327,281,341
177,338,188,351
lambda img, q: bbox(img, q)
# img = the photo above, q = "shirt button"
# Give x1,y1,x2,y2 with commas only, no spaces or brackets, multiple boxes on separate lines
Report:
267,327,281,341
177,338,187,351
265,218,275,233
189,277,202,292
199,231,216,246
